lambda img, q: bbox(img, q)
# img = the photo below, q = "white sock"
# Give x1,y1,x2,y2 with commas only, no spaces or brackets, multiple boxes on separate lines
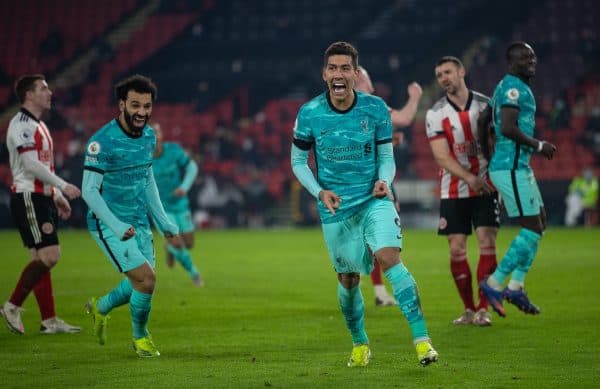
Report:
507,280,524,291
486,277,504,291
4,301,19,310
374,284,389,297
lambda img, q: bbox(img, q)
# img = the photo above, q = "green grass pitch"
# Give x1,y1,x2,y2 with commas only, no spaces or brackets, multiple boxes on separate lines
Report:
0,227,598,388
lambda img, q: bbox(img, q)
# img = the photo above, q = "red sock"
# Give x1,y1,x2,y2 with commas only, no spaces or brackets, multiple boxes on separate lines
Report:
477,248,498,310
450,259,475,311
9,260,50,307
33,271,56,320
370,260,383,285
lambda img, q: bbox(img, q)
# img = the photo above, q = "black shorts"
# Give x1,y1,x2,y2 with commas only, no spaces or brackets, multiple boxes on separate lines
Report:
437,193,500,235
10,192,59,249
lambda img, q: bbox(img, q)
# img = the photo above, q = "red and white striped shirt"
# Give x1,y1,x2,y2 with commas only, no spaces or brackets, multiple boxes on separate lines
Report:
425,91,491,199
7,108,58,196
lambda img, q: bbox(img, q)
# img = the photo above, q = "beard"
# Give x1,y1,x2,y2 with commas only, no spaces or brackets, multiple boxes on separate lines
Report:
123,109,149,136
444,83,458,95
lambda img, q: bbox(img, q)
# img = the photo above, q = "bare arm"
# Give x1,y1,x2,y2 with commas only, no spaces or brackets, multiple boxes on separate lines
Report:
501,107,556,159
390,82,422,127
52,190,72,220
476,105,494,161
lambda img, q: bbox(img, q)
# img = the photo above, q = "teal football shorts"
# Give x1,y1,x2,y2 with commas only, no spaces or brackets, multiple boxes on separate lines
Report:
490,168,543,218
90,225,155,273
167,209,195,234
322,198,402,274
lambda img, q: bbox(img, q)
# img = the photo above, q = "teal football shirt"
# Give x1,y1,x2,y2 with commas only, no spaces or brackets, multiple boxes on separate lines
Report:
293,91,392,223
489,74,537,171
152,142,192,212
84,119,156,231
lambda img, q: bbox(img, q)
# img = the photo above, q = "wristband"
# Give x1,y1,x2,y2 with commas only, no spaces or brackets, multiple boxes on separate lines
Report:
537,141,544,152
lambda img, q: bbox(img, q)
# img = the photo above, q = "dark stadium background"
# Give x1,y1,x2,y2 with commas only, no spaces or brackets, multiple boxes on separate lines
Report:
0,0,598,229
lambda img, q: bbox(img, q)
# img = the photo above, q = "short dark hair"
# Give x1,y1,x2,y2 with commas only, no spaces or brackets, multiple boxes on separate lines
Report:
14,74,45,104
435,56,463,69
324,41,359,69
505,41,530,62
114,74,157,102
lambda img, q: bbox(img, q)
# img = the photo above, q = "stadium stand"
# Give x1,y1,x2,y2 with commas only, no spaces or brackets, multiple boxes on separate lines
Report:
0,0,598,227
0,0,137,106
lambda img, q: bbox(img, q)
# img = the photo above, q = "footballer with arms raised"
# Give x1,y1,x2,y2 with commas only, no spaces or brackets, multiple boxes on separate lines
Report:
354,65,423,307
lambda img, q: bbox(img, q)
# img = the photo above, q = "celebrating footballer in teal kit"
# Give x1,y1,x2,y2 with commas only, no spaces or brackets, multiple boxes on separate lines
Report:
477,42,557,318
82,74,181,357
152,123,203,286
291,41,438,367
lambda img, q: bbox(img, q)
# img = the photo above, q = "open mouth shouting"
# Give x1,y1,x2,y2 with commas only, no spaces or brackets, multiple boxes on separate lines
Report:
123,109,150,136
132,114,148,128
331,80,348,97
